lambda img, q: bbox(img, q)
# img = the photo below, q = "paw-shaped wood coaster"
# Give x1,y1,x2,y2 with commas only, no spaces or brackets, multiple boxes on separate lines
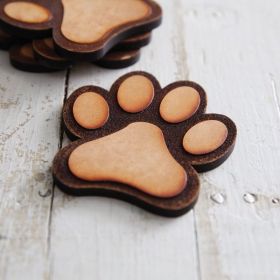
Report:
0,0,161,60
10,41,56,72
52,72,237,217
52,0,161,60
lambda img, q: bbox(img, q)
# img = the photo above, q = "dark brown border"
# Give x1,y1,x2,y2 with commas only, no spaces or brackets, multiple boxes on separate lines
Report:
32,38,142,70
9,42,57,72
182,114,237,172
0,25,15,49
112,32,152,51
96,49,141,69
32,38,73,70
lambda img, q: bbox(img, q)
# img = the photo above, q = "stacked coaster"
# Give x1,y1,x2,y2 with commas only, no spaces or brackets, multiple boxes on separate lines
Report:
0,0,162,72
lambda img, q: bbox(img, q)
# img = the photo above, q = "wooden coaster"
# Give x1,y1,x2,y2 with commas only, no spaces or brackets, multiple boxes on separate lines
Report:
112,32,152,51
0,0,53,39
32,38,73,70
52,0,162,60
52,71,237,217
33,36,143,70
96,49,141,69
9,42,57,72
0,25,15,50
0,0,161,65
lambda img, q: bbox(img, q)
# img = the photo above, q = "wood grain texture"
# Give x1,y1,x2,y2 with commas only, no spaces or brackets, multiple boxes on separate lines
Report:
49,1,199,278
0,51,66,279
181,0,280,279
1,0,280,279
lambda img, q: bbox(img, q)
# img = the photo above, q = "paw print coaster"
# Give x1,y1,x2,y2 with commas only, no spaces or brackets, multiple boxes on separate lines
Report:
32,38,73,70
52,0,161,60
53,71,237,217
10,42,56,72
0,1,161,70
0,0,162,60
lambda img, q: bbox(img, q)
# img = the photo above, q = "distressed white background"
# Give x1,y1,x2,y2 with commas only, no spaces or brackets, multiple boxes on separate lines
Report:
1,0,280,279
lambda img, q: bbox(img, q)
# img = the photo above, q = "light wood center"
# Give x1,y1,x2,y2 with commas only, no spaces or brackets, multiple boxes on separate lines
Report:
68,122,187,198
117,75,154,113
61,0,151,44
4,1,52,24
73,92,109,129
183,120,228,155
160,86,201,123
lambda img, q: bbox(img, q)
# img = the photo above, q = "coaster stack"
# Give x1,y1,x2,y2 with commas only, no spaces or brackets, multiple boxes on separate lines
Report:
0,0,162,72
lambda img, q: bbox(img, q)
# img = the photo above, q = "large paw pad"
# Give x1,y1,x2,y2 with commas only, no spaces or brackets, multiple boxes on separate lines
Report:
68,122,187,198
53,71,237,217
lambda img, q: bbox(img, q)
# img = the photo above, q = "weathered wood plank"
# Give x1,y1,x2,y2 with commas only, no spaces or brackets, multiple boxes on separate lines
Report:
181,0,280,279
48,1,199,279
0,51,66,279
1,0,280,279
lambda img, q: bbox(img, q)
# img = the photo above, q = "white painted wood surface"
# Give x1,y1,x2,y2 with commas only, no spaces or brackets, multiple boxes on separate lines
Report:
1,0,280,279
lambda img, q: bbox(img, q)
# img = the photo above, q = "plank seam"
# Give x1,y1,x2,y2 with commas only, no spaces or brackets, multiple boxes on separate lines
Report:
46,67,71,277
269,73,280,120
193,209,202,280
172,0,189,80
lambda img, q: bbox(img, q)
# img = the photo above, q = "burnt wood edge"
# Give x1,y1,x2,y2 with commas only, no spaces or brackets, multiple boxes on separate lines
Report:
0,20,52,39
0,36,14,50
52,0,162,60
0,26,31,50
52,140,200,217
32,36,142,70
9,43,56,73
0,26,17,49
112,32,152,51
34,53,71,71
54,177,199,217
33,50,70,70
193,141,236,172
32,40,73,70
95,50,141,69
0,0,53,39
